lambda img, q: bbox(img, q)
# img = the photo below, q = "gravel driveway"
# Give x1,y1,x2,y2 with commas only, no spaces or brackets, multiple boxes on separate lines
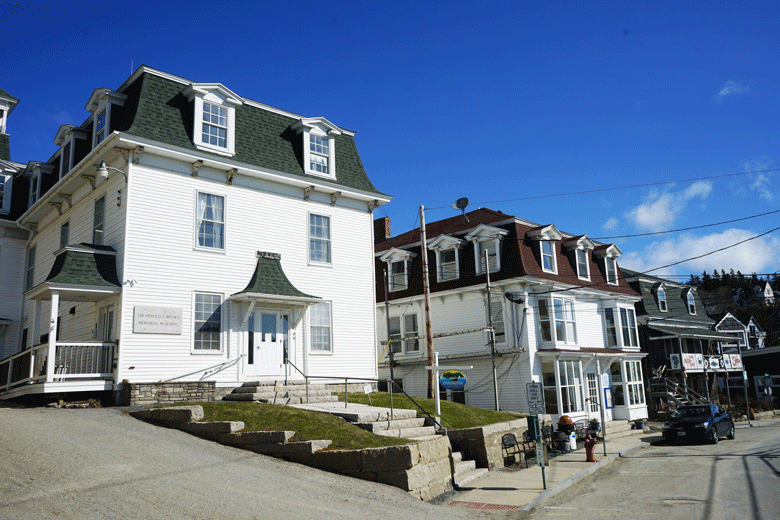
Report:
0,402,507,520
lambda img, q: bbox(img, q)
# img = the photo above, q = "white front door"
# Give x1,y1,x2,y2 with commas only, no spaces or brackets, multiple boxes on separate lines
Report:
246,311,288,378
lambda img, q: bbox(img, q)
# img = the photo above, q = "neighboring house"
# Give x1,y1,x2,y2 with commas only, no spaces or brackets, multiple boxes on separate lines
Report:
754,282,776,306
374,209,649,423
745,317,767,350
0,87,29,359
0,67,391,403
622,270,742,410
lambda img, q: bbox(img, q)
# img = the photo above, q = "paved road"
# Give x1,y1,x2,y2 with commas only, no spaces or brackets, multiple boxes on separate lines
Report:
529,421,780,520
0,403,505,520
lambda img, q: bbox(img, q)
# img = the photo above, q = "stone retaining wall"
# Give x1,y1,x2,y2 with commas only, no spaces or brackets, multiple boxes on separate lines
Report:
130,405,454,501
446,418,527,470
122,382,233,406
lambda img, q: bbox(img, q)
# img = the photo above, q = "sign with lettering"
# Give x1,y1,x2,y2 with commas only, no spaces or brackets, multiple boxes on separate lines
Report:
440,370,467,390
133,306,183,334
526,382,544,408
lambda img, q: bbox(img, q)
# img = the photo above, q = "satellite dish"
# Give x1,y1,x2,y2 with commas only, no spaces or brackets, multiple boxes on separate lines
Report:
452,197,469,211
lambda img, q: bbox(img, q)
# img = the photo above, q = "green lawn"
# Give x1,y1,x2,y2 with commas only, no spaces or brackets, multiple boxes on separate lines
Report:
181,393,523,451
339,392,524,430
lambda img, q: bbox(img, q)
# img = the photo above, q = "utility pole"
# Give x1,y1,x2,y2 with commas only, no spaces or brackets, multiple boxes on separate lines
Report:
383,267,395,382
485,249,500,411
420,205,435,399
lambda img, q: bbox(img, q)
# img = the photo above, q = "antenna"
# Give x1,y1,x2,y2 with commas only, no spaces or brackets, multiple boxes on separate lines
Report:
452,197,469,221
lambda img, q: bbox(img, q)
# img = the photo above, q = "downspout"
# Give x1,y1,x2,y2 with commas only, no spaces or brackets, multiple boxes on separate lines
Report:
116,156,133,400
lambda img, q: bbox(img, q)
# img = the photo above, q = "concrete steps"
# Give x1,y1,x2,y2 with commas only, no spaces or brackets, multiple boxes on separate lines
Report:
602,420,647,440
452,450,489,487
223,381,338,404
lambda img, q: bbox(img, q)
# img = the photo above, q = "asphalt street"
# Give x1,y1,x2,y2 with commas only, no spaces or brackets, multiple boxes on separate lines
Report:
0,403,505,520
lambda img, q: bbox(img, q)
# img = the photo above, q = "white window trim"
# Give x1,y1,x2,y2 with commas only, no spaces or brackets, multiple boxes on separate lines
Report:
292,118,341,180
686,290,697,315
540,240,557,274
605,256,618,285
436,247,460,282
539,296,577,345
92,195,105,245
388,312,420,355
486,293,506,345
85,89,127,151
191,291,224,354
194,190,227,253
619,307,639,348
603,307,618,348
657,285,668,312
475,238,501,274
184,84,243,157
575,248,590,281
28,172,40,208
465,224,508,275
309,301,333,354
308,212,332,265
25,245,35,291
378,248,416,292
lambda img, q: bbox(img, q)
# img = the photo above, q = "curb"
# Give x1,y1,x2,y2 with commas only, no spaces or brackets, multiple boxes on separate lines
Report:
522,442,649,512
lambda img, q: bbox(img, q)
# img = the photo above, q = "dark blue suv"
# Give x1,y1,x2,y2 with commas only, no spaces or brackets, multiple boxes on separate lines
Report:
662,404,735,444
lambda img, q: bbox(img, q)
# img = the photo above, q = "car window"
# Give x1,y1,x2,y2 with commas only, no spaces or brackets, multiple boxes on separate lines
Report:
678,406,710,417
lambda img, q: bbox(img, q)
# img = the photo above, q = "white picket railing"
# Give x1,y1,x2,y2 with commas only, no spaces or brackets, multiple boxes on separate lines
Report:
0,342,114,391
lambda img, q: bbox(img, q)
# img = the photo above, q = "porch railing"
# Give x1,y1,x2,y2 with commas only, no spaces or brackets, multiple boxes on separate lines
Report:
0,342,114,392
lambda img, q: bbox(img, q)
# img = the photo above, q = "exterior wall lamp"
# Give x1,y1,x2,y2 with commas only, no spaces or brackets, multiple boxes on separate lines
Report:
96,160,128,182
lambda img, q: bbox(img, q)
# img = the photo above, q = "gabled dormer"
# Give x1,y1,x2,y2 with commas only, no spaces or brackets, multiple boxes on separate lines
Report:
0,87,19,135
85,88,127,149
593,243,622,285
684,287,697,315
183,83,243,157
378,247,417,292
291,117,342,180
527,224,563,274
563,234,595,281
466,224,508,274
427,234,464,282
54,125,89,179
24,162,54,208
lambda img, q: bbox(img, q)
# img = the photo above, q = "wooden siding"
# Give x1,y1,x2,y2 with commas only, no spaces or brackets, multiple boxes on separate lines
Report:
0,225,27,358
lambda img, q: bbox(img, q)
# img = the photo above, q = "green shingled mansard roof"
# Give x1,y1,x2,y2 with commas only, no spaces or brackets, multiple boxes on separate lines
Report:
233,253,318,299
43,244,122,288
121,71,386,196
622,268,714,325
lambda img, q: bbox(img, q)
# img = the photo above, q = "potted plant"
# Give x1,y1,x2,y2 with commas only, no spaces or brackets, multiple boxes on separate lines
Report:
588,417,600,432
634,418,646,430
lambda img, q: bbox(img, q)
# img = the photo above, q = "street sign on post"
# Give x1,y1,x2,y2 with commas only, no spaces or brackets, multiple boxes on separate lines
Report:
526,382,544,410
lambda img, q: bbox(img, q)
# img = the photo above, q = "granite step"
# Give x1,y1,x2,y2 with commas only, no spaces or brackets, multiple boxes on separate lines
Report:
374,425,437,438
454,467,489,488
355,417,426,433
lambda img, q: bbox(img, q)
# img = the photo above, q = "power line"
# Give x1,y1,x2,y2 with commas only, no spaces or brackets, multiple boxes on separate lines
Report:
593,208,780,240
425,167,780,210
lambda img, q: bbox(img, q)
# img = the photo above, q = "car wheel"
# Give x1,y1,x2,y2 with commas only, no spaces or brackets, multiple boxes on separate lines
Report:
711,429,719,444
727,424,735,440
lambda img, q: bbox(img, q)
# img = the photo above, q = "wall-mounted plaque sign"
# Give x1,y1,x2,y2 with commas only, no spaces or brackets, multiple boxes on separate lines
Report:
133,306,183,334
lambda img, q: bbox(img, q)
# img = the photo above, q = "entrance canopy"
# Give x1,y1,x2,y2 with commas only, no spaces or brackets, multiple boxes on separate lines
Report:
647,323,738,342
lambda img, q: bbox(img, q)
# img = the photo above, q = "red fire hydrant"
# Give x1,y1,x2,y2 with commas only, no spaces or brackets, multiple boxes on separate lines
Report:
584,434,598,462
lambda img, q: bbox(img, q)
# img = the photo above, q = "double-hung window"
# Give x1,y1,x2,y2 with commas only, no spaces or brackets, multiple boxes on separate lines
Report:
60,222,69,249
194,293,222,351
0,174,9,214
604,308,618,347
92,196,105,245
478,240,498,274
310,302,332,352
389,260,407,291
28,174,39,207
541,240,556,273
202,102,228,149
438,249,458,281
25,245,36,291
94,109,107,147
687,291,696,314
489,293,506,344
620,308,638,347
196,192,225,250
539,297,576,344
657,288,667,312
576,249,589,280
309,134,329,174
559,359,583,413
605,256,618,285
388,313,419,354
625,361,645,405
309,214,331,263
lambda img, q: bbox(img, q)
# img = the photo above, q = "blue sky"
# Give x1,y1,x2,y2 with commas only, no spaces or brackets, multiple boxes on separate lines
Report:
3,0,779,280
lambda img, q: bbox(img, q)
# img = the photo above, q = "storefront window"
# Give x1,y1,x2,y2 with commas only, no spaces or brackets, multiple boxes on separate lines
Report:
542,361,558,414
626,361,645,405
611,362,625,406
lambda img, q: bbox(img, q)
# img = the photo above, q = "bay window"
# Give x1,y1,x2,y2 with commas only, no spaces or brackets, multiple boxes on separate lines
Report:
559,359,584,413
620,308,638,347
539,297,576,344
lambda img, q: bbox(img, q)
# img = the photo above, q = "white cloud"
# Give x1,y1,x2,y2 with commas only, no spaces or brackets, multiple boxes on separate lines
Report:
715,80,749,101
626,181,712,231
743,156,775,202
603,217,619,230
619,229,780,277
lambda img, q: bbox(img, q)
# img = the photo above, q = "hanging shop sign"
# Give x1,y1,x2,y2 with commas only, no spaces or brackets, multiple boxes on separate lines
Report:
439,370,467,391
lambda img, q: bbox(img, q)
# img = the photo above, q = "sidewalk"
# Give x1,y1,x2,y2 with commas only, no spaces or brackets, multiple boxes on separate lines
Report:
443,431,661,512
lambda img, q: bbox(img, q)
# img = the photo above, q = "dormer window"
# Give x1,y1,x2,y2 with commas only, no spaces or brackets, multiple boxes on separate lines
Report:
184,83,243,157
378,248,416,292
292,117,341,179
85,89,127,150
29,173,39,207
593,243,622,286
686,290,696,315
528,224,563,275
466,224,508,275
563,235,594,281
24,162,53,209
428,234,463,282
657,285,667,312
54,125,88,179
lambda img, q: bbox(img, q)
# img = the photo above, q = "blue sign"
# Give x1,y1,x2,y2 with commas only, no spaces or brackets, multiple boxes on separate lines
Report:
440,370,467,391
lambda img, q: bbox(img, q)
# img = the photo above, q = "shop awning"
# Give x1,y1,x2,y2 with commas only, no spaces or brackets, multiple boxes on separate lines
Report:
647,323,738,342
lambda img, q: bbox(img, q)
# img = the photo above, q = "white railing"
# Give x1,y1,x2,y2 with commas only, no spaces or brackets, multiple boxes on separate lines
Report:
1,342,114,391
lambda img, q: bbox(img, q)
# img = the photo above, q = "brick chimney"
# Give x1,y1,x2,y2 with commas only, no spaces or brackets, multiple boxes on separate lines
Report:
374,216,391,243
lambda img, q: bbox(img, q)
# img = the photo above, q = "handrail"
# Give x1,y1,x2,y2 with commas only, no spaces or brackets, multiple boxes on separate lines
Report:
388,379,444,432
160,355,244,383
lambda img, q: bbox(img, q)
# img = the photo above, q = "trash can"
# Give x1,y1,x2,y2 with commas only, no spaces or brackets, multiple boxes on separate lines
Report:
569,431,577,451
